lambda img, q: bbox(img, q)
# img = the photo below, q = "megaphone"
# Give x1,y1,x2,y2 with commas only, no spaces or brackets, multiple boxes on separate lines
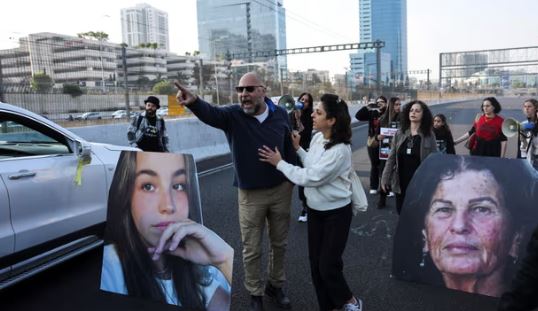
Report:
278,95,303,113
502,118,523,138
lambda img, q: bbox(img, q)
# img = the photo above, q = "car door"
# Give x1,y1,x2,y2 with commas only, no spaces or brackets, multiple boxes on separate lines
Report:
0,174,13,281
0,111,108,252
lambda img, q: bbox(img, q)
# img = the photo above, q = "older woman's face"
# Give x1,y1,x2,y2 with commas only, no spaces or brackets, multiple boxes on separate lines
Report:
424,170,516,277
131,152,189,247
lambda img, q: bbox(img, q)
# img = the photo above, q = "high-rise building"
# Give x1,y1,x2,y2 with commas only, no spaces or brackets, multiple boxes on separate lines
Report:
351,0,407,82
196,0,287,80
121,3,170,51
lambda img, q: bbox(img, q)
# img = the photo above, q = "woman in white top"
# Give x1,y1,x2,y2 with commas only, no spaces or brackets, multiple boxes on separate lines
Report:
259,94,363,311
100,151,233,311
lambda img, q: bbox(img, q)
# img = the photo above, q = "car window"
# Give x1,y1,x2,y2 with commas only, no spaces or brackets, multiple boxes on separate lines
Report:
0,114,71,158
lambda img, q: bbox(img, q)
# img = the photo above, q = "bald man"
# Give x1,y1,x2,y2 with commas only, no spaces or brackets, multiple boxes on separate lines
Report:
176,73,296,311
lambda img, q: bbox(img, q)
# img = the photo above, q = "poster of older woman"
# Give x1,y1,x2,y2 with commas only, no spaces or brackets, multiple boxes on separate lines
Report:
100,151,233,310
392,153,538,297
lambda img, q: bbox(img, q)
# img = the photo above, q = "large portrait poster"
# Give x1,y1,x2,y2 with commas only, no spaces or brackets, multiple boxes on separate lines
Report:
392,153,538,297
379,126,398,160
100,151,233,310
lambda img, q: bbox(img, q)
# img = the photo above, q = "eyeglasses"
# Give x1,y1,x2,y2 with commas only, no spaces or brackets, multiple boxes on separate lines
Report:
235,85,262,93
376,101,386,104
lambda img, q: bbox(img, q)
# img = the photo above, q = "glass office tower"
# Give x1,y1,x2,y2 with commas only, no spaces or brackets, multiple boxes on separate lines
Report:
197,0,287,77
352,0,407,81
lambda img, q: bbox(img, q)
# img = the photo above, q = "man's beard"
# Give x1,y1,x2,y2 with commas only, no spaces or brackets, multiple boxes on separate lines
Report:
146,109,156,117
241,101,260,115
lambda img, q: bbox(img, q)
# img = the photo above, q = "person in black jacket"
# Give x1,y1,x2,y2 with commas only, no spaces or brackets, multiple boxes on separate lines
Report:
175,73,296,311
289,92,314,222
376,97,401,208
356,95,387,194
433,114,456,155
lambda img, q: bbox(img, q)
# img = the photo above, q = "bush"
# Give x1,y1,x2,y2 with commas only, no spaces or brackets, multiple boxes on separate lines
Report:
152,80,175,95
63,84,84,97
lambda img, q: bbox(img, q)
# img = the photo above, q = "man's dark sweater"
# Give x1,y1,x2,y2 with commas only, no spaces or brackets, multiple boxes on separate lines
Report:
188,97,297,189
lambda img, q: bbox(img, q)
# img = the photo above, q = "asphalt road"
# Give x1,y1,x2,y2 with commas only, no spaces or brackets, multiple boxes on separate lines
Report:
0,97,527,311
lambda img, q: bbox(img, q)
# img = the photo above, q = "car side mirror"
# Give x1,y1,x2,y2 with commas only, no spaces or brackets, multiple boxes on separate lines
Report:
75,140,92,161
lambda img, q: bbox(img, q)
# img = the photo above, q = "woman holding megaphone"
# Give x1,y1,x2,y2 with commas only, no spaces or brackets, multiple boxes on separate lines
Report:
454,97,507,157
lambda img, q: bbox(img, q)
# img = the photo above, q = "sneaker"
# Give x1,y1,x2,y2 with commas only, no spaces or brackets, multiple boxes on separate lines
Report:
248,295,263,311
265,282,291,309
387,192,395,197
298,210,307,223
369,189,378,195
343,297,363,311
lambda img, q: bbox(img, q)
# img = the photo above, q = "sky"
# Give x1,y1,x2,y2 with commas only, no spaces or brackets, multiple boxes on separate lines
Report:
1,0,538,80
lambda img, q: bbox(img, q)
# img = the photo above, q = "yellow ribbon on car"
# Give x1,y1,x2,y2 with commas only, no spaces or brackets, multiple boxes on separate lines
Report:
74,155,91,186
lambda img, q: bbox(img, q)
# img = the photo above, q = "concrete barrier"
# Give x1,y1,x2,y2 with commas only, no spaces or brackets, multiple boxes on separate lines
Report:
69,99,472,161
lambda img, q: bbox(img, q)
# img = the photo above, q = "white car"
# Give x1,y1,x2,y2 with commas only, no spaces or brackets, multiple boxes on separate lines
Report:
157,107,168,117
0,102,138,289
80,112,102,120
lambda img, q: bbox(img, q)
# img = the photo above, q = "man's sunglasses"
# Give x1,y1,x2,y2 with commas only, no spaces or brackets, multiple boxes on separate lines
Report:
235,85,263,93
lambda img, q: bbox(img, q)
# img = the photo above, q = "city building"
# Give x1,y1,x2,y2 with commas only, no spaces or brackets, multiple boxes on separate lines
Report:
350,51,391,86
0,32,201,92
351,0,407,82
196,0,287,79
0,32,117,91
121,3,170,51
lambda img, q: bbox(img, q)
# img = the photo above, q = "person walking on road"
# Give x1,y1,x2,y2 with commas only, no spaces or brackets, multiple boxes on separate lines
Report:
454,97,507,157
259,93,364,311
381,100,438,215
376,97,401,208
127,95,169,152
175,72,296,311
355,96,387,194
290,92,314,223
432,114,456,155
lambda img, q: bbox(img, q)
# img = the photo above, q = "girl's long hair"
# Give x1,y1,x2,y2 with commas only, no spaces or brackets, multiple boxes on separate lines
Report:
320,93,352,149
380,97,401,127
105,151,209,310
400,100,433,137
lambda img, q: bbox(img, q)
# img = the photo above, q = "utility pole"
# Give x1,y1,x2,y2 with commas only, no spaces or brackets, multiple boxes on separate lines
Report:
245,2,252,64
198,58,204,97
121,45,130,119
0,55,4,102
375,40,382,95
426,68,431,90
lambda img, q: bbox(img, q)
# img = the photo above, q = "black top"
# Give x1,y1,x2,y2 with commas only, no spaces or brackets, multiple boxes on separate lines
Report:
433,127,455,154
356,106,383,138
137,116,162,152
289,107,314,150
188,97,297,189
397,135,422,193
499,225,538,311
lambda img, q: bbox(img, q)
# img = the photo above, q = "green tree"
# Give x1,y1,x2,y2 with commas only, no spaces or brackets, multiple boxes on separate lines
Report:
63,84,84,97
31,72,54,93
77,31,109,42
152,80,175,95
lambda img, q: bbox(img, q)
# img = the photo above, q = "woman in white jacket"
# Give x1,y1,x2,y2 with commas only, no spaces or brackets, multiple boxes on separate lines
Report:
259,94,363,311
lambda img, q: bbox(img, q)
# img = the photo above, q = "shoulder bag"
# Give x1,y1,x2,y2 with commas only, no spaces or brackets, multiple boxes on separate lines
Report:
350,169,368,215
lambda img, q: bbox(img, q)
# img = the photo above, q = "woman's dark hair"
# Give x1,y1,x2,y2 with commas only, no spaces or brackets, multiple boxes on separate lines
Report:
400,100,433,137
320,93,351,150
433,113,451,132
380,97,401,127
376,95,387,104
298,92,314,129
482,97,502,114
105,151,209,309
298,92,314,110
393,154,537,286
